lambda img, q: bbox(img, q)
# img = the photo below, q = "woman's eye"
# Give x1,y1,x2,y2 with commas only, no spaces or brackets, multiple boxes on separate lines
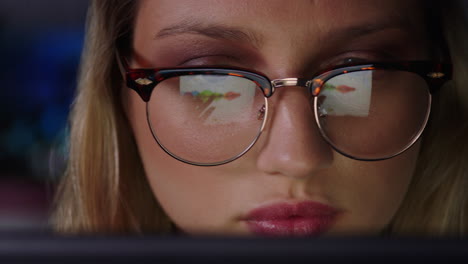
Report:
341,57,370,65
324,51,394,69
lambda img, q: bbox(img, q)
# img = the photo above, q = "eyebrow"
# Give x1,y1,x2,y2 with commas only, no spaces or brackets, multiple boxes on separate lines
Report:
155,21,263,48
335,16,416,42
154,14,416,50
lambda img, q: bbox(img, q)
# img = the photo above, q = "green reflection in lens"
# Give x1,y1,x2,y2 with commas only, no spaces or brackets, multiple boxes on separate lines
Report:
183,90,241,102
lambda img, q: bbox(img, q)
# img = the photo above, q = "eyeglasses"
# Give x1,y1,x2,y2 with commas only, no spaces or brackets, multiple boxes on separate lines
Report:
118,56,452,166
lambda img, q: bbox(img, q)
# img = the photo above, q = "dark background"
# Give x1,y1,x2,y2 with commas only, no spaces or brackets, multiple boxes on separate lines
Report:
0,0,88,230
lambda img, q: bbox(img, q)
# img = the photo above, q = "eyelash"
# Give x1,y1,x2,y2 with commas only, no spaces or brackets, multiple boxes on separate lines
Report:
325,50,395,67
179,50,395,70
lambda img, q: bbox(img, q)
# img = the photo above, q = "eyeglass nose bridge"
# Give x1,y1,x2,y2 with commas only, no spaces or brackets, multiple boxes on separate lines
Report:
270,78,320,96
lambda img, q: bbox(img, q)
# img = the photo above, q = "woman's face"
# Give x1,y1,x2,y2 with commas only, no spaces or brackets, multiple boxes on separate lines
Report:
124,0,429,236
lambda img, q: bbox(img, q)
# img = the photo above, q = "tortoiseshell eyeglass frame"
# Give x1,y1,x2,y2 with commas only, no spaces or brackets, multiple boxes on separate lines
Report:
117,54,452,166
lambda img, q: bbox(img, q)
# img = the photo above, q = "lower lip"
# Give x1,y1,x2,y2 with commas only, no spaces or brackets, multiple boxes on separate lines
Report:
245,202,339,237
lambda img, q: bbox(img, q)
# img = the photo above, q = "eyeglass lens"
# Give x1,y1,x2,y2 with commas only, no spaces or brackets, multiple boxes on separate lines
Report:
147,74,267,165
146,69,430,164
316,70,430,159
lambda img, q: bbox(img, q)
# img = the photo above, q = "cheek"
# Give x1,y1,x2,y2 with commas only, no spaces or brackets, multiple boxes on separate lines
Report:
124,89,240,234
329,143,420,235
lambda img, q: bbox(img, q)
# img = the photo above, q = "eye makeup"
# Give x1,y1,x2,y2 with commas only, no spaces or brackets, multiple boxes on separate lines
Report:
314,27,430,73
144,36,263,69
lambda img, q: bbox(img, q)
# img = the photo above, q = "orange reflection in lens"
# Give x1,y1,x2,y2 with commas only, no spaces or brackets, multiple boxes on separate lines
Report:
228,73,243,77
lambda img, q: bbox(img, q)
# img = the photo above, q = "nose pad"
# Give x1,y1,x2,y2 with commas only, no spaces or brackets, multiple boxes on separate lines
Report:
256,87,333,178
257,104,266,121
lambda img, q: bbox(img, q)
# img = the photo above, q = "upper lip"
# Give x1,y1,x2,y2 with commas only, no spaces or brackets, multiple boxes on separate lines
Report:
244,200,339,221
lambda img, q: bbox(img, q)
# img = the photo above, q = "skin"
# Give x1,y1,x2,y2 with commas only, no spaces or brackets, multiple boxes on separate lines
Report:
123,0,429,236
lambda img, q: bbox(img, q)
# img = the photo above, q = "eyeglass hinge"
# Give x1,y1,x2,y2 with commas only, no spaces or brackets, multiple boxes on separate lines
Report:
427,72,445,79
135,78,154,85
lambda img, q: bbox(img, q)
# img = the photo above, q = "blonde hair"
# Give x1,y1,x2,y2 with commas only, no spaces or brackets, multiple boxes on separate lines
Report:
53,0,468,235
390,1,468,236
52,0,171,233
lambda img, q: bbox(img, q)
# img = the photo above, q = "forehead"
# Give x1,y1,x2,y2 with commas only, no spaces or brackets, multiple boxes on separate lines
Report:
135,0,423,38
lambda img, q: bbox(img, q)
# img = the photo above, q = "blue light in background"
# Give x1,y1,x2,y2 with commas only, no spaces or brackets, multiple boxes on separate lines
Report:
0,29,84,179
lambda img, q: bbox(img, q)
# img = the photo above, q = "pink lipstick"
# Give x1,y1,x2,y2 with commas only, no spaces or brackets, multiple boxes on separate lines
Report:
245,201,340,237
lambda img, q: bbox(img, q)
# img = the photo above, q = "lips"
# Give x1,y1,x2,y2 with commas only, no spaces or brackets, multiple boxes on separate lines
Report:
245,201,340,237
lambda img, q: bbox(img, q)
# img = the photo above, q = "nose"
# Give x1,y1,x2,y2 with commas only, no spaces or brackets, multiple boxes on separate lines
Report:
256,86,333,178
